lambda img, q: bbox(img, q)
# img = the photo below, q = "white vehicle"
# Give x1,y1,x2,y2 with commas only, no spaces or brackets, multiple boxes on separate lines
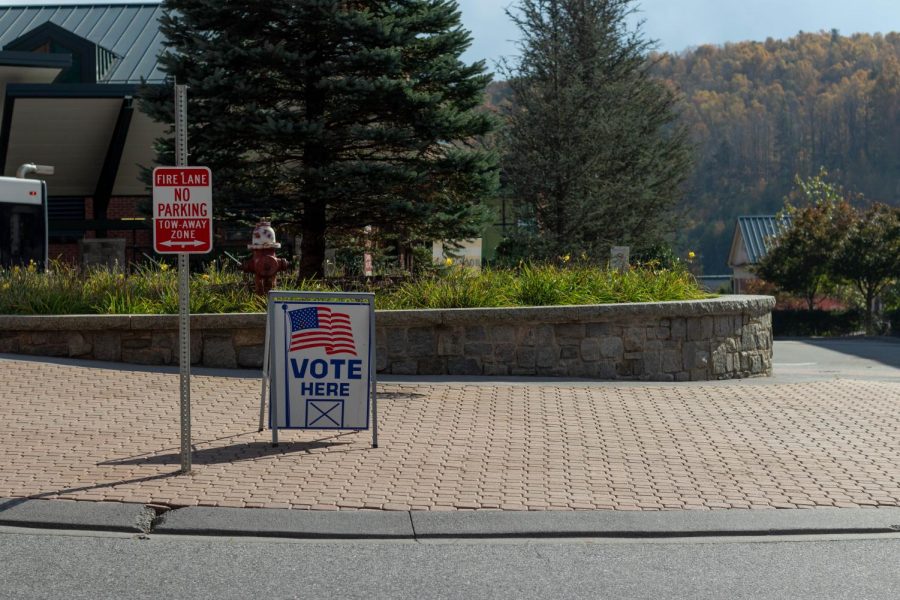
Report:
0,176,48,270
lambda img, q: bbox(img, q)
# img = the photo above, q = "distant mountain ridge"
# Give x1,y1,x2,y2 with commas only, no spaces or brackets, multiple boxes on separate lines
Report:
488,31,900,272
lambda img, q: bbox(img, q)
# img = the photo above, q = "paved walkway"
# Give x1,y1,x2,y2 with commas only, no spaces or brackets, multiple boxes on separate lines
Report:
0,346,898,511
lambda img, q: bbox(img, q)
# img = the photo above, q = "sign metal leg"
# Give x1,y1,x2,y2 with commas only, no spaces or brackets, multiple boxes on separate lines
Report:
258,318,270,432
178,252,191,474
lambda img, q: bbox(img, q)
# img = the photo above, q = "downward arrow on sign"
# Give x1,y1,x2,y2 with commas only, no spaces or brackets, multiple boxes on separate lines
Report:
161,240,205,247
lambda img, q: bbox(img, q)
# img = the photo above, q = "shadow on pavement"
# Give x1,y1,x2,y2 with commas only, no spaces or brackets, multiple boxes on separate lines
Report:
0,353,259,379
790,337,900,369
99,440,352,466
0,471,182,507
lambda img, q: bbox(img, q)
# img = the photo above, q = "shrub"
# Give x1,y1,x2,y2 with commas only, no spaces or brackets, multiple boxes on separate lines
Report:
0,260,710,315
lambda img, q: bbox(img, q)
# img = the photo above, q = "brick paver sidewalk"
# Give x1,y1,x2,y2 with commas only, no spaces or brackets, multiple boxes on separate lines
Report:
1,357,899,511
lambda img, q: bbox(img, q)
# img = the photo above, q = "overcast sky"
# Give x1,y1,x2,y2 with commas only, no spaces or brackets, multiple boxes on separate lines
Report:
459,0,900,66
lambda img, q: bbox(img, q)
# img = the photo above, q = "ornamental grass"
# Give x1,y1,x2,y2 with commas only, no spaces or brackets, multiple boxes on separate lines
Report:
0,260,709,315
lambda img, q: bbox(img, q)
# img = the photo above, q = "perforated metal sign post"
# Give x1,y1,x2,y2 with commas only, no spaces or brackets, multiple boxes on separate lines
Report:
150,83,214,474
264,291,377,448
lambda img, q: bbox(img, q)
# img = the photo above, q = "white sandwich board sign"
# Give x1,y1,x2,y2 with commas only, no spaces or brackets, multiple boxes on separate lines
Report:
266,291,377,446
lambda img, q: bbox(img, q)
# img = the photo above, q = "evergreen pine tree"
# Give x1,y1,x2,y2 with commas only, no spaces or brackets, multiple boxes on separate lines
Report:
500,0,691,260
140,0,498,277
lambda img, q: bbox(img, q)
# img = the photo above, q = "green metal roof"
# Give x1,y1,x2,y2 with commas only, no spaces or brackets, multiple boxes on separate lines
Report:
736,215,792,264
0,3,165,84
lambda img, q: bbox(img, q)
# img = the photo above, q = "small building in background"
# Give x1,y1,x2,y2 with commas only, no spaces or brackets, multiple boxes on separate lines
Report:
727,215,791,293
433,239,482,269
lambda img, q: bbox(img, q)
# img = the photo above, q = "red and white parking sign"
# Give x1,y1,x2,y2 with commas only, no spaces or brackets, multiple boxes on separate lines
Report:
152,166,213,254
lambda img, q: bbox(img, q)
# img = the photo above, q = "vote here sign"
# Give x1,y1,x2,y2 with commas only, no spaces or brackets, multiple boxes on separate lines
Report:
269,292,375,430
153,166,213,254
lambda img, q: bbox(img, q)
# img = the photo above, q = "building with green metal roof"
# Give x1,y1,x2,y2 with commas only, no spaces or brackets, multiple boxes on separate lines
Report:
0,2,167,263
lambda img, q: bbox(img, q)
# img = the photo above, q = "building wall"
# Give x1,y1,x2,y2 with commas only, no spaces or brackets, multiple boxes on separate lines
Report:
49,195,150,264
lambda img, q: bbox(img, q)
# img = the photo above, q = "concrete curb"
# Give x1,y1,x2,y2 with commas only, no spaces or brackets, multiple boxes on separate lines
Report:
409,508,900,538
6,500,900,539
0,499,154,533
154,507,413,539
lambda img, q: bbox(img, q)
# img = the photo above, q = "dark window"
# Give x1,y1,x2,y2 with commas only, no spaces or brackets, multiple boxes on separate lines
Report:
0,203,45,268
48,196,85,242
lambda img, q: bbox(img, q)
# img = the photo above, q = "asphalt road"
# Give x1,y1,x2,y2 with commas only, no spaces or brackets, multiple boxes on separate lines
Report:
2,528,900,600
771,338,900,382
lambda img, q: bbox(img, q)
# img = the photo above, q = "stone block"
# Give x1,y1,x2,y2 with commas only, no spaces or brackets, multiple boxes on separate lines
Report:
376,351,388,372
675,371,690,382
694,350,710,370
516,347,536,368
489,325,516,343
687,316,713,341
409,327,438,355
191,335,203,365
418,357,446,374
390,360,418,375
234,328,265,347
741,326,759,350
237,345,264,368
714,315,733,336
448,357,482,375
661,349,679,373
691,368,709,381
554,323,584,341
464,326,487,341
624,327,645,352
493,343,516,363
521,325,555,347
482,362,510,376
670,318,686,340
0,333,21,354
712,344,727,375
536,345,558,368
580,338,600,362
560,345,578,360
749,353,763,373
586,323,614,337
67,333,91,357
121,336,151,350
386,328,408,355
599,336,623,358
463,342,492,357
436,327,463,356
122,347,172,365
92,332,120,362
642,351,661,375
151,332,176,354
202,336,237,368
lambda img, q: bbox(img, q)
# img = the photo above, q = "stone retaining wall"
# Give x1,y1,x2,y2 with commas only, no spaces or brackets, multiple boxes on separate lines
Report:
0,295,774,380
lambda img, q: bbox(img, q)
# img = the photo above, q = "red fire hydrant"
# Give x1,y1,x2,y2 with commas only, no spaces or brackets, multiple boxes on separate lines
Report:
241,221,290,295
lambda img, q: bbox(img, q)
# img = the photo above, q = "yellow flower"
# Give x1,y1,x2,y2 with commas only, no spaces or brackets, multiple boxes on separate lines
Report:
117,273,125,281
201,274,210,281
444,257,453,266
159,262,169,272
687,251,696,260
562,254,571,263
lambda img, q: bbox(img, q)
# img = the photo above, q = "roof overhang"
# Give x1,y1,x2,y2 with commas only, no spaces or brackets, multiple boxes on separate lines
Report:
0,83,163,196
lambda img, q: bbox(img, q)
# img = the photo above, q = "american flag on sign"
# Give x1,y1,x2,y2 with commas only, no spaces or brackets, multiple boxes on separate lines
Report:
288,306,357,356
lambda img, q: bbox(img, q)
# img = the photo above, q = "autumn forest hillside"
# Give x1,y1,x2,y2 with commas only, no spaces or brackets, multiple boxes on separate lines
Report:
487,30,900,272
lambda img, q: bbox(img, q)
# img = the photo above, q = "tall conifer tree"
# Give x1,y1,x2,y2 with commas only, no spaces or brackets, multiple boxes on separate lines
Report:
500,0,691,259
141,0,498,277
